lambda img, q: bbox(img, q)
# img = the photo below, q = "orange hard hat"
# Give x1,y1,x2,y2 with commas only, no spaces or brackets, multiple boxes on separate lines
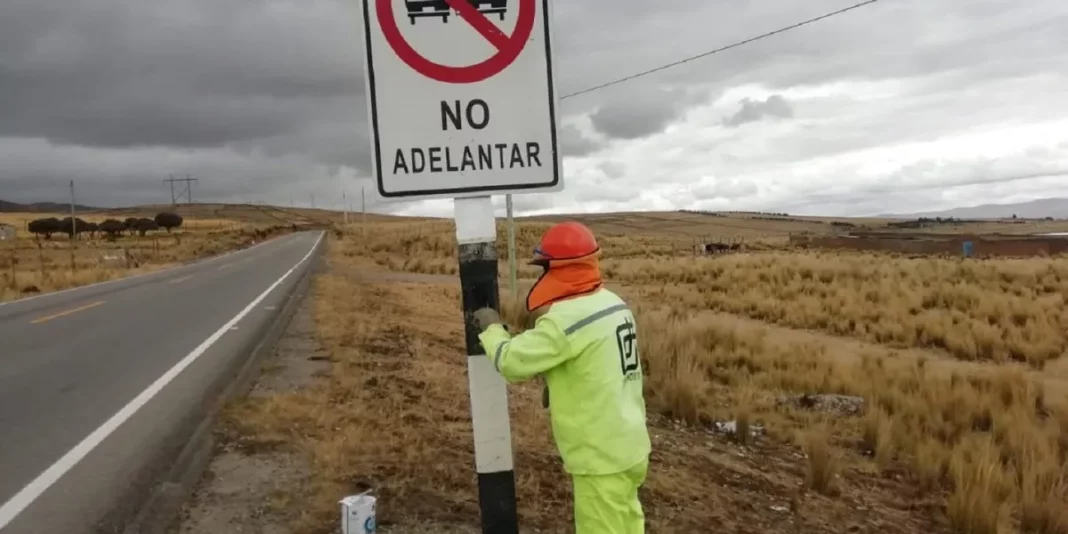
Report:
529,221,599,265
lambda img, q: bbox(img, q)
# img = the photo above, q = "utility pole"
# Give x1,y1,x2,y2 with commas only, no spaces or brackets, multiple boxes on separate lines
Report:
69,180,77,272
162,175,199,207
69,180,78,239
341,175,350,226
343,190,349,225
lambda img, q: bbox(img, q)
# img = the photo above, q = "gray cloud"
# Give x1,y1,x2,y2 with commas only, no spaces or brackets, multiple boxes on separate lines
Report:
1,0,1067,215
588,87,687,140
492,192,558,214
557,0,1068,98
723,95,793,127
598,161,626,180
557,123,603,157
0,0,364,150
0,137,379,213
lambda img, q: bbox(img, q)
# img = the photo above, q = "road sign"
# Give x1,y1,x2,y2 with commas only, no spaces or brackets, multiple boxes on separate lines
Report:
360,0,562,201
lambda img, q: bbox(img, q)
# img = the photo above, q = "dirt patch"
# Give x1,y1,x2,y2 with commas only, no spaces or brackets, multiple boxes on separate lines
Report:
173,451,306,534
377,522,480,534
251,305,333,397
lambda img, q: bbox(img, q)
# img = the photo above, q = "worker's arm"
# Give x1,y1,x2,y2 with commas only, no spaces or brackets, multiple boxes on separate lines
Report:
477,315,573,383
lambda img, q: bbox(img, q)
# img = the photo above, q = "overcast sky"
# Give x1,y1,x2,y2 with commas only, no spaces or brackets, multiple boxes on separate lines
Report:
1,0,1066,217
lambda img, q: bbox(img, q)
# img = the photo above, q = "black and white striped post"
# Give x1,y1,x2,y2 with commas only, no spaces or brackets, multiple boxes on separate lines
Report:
455,195,518,534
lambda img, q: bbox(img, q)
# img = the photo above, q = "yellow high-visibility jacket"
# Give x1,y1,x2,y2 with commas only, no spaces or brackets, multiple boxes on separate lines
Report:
478,287,651,476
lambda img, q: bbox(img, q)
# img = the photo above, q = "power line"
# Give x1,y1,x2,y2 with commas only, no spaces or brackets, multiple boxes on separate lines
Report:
560,0,882,100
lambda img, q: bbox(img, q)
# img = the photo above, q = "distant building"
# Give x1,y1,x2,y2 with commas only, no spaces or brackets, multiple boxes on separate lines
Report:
0,224,14,241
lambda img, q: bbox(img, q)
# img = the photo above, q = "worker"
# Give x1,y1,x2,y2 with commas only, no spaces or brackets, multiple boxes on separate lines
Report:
471,221,651,534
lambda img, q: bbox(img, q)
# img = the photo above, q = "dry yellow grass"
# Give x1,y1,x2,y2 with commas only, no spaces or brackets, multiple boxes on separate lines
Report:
611,252,1068,367
348,219,1068,367
340,219,702,281
81,202,397,227
630,297,1065,522
220,235,953,534
0,211,298,303
216,217,1068,534
527,210,1068,238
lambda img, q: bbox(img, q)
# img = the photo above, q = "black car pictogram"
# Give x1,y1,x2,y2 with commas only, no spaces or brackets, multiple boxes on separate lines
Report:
471,0,507,20
405,0,508,25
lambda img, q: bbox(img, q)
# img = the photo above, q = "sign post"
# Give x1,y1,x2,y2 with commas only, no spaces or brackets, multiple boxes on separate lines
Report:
360,0,562,531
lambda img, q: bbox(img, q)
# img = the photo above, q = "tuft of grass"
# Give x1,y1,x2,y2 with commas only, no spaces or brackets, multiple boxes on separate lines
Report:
732,387,755,446
946,434,1012,534
801,425,840,496
861,405,897,472
1017,428,1068,534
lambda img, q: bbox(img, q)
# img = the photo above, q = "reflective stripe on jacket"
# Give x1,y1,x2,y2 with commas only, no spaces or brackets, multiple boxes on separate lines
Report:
478,287,651,476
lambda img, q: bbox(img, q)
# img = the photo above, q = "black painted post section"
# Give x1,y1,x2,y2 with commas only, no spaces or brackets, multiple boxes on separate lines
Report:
458,240,519,534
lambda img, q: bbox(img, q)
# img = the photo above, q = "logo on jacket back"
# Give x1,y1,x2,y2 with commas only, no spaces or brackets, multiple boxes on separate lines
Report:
615,317,640,380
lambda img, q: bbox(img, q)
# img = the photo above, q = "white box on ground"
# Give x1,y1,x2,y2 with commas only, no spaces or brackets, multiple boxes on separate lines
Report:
359,0,563,202
340,493,377,534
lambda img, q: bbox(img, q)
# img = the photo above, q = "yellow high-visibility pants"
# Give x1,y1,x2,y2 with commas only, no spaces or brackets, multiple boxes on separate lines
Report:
572,459,648,534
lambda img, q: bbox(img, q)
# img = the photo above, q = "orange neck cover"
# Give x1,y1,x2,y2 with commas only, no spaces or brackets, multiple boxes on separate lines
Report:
525,253,603,312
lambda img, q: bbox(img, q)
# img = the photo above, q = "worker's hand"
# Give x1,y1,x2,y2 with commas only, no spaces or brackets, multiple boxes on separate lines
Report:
472,307,502,332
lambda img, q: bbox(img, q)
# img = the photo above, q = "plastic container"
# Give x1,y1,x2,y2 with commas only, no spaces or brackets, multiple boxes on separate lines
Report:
340,492,377,534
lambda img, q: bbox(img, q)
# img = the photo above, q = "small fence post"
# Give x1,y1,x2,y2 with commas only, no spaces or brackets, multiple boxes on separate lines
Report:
37,242,45,280
8,250,16,290
69,240,77,274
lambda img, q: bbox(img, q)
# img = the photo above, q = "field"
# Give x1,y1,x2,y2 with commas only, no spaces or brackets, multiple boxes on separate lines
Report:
199,213,1068,534
0,205,330,303
81,202,412,227
528,211,1068,239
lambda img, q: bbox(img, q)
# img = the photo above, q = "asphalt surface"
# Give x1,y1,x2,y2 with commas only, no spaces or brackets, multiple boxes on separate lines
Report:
0,230,324,534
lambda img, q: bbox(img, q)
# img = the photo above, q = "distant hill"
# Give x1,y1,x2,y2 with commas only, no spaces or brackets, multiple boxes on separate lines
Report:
0,199,102,213
879,198,1068,220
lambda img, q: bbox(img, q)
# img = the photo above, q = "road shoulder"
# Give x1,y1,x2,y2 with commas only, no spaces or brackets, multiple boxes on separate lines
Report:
170,294,330,533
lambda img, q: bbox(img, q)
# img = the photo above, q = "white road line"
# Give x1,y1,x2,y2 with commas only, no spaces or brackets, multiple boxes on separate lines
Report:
0,231,324,529
0,232,298,309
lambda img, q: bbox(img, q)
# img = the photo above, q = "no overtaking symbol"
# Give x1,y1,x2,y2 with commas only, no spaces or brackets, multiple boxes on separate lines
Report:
377,0,536,84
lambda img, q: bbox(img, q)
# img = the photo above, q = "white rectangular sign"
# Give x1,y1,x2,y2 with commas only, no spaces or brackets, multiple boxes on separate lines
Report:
360,0,562,201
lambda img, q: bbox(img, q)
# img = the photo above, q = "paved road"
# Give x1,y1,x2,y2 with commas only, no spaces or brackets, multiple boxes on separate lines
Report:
0,230,324,534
